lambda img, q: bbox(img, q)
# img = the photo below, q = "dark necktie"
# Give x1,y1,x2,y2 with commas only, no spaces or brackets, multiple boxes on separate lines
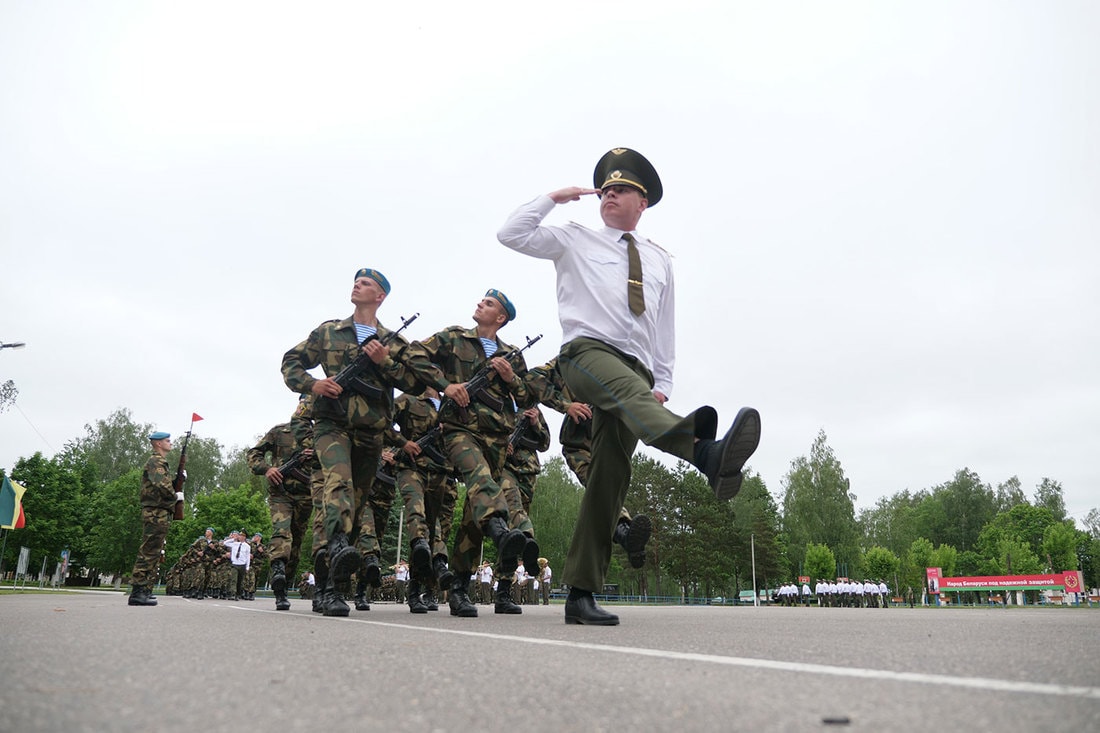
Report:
624,233,645,316
235,544,242,561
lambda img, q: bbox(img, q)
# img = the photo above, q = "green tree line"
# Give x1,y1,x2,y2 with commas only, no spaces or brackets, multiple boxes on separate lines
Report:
3,410,1097,600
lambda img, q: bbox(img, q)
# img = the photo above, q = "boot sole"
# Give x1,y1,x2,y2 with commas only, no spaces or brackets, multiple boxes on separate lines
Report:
625,514,652,569
330,546,364,584
564,614,619,626
715,407,761,500
498,529,527,563
411,541,432,578
522,537,540,575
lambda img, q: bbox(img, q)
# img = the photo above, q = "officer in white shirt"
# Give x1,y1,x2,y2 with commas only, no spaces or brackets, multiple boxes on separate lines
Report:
223,530,251,601
499,148,761,626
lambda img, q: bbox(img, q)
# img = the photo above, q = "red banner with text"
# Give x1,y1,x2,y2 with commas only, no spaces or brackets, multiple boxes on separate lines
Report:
929,570,1077,592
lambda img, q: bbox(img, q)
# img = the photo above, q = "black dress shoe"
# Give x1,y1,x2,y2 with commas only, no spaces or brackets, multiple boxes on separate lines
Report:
565,591,619,626
695,407,761,500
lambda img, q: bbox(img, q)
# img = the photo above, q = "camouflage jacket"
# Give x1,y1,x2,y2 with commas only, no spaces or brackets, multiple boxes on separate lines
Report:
404,326,535,436
527,357,592,450
247,421,315,491
392,392,448,472
281,316,421,431
139,452,176,510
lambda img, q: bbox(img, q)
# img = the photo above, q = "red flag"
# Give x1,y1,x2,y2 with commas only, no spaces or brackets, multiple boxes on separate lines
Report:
15,504,24,529
192,413,204,422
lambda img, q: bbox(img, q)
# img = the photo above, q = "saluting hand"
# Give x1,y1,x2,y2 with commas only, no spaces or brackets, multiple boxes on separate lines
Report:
549,186,600,204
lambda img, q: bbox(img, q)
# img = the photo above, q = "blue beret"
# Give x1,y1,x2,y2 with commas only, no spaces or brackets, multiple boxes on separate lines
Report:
354,268,391,294
206,527,215,533
485,288,516,322
149,431,171,441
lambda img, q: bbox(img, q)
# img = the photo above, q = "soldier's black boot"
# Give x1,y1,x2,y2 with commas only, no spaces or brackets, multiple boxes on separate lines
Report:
522,535,540,577
410,537,432,579
354,575,370,611
362,553,382,589
128,585,157,607
433,555,455,589
613,514,652,569
328,530,364,584
495,579,522,615
422,588,439,611
271,558,286,594
322,576,350,617
448,573,478,618
485,516,526,567
312,550,328,614
407,579,428,614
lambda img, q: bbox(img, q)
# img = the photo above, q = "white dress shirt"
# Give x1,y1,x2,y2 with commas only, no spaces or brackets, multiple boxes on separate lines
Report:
226,539,251,569
498,195,678,397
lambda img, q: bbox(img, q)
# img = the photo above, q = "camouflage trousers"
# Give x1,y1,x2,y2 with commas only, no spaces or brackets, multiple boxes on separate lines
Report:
313,419,384,557
131,507,170,587
499,464,536,535
396,465,451,560
368,474,396,549
444,427,510,575
268,486,313,579
563,445,591,487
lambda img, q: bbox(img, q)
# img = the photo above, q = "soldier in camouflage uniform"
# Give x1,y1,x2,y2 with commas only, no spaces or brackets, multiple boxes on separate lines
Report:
248,404,317,611
389,386,457,613
503,405,551,517
281,268,422,617
129,431,177,606
403,289,538,618
529,357,652,570
245,533,266,600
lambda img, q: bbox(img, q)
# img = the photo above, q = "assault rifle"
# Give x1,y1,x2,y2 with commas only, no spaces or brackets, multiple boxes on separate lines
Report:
172,429,193,521
376,427,449,486
455,333,543,413
507,413,531,451
326,312,419,402
275,449,312,485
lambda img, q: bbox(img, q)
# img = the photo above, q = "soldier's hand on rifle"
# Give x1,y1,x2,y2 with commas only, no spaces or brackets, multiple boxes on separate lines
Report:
566,401,592,423
444,382,470,407
381,448,396,465
362,339,388,364
402,440,421,458
489,356,515,383
302,448,314,459
265,466,284,486
312,378,342,398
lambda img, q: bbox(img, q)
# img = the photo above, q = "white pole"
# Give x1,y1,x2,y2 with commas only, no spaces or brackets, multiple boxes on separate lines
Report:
395,507,404,565
751,533,759,608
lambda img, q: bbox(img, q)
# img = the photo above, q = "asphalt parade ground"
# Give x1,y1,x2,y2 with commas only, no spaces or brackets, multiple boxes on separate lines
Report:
1,590,1098,732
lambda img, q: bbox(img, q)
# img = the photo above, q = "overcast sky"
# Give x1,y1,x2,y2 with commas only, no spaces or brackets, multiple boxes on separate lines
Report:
2,2,1097,525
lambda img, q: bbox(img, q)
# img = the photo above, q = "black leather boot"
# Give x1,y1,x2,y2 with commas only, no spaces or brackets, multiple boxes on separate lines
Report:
433,555,454,589
328,530,364,584
411,537,432,578
322,576,350,617
495,579,522,615
522,535,540,576
613,514,652,569
354,575,370,611
270,559,287,596
312,550,328,614
422,588,439,611
128,585,157,607
485,516,526,567
407,579,427,614
448,573,478,618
